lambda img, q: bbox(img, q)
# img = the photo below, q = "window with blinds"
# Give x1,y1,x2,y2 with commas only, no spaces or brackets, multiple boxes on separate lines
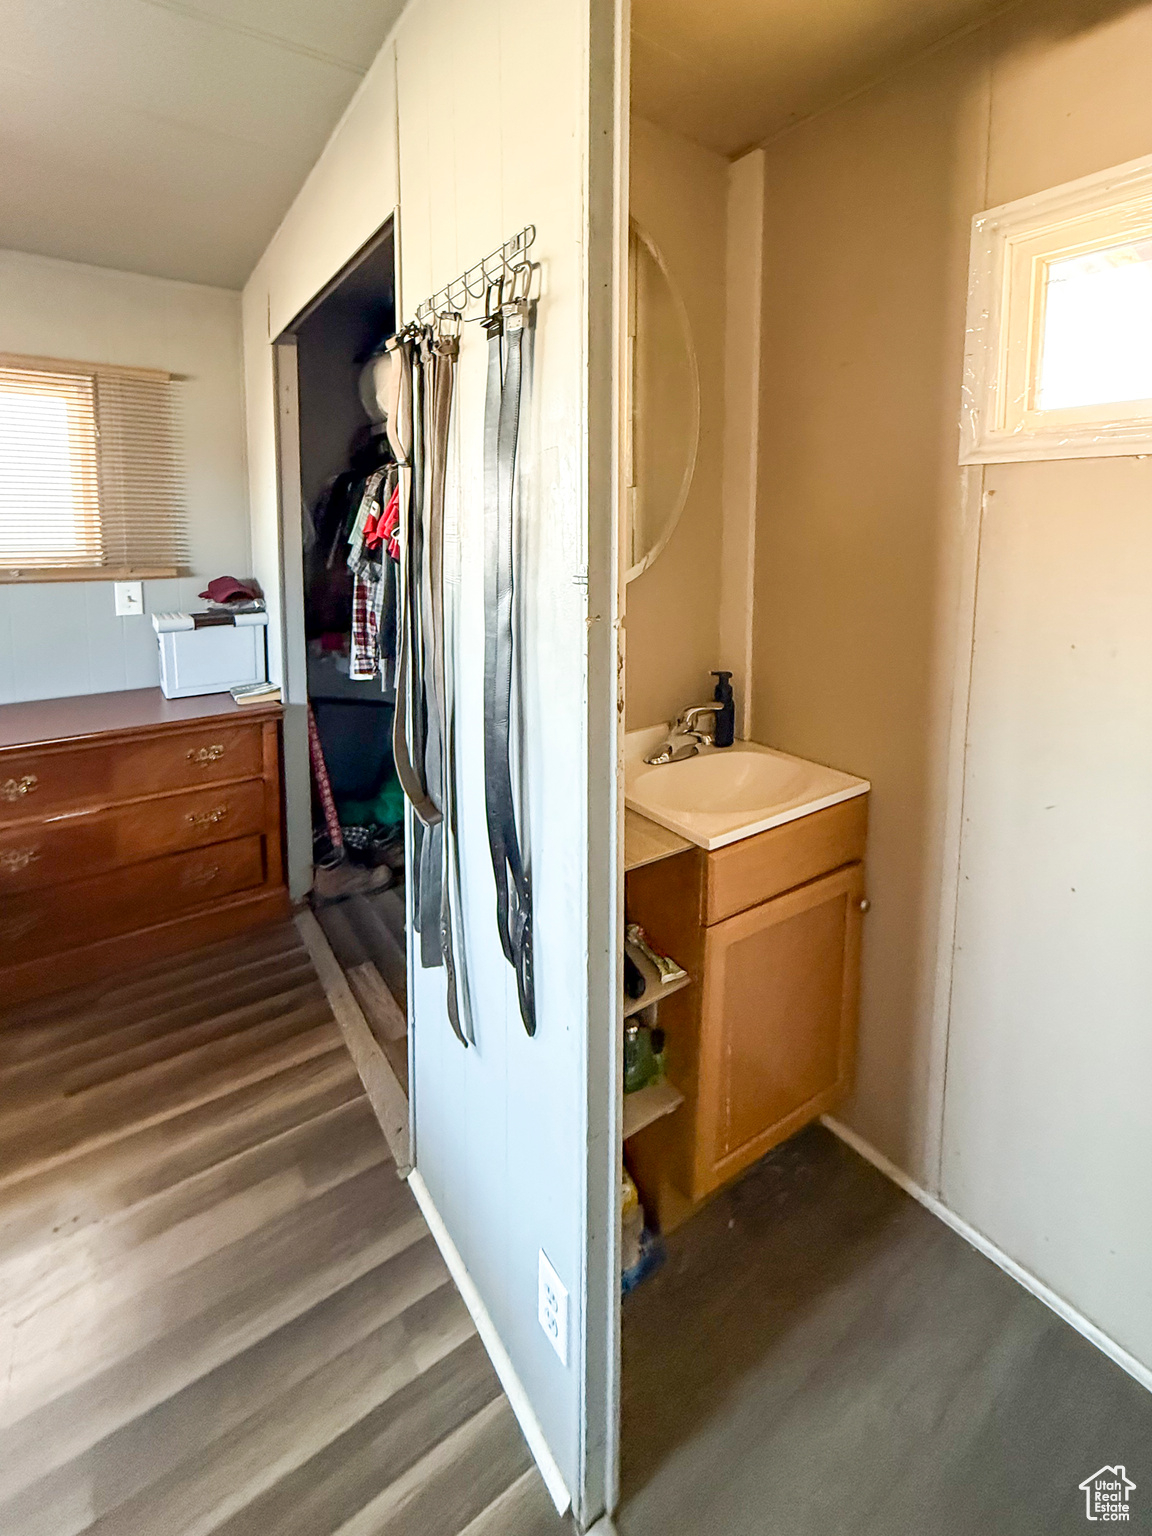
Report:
0,354,187,578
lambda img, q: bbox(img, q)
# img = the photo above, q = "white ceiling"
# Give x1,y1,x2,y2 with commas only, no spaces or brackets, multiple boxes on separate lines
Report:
632,0,1009,157
0,0,404,289
1,0,1014,289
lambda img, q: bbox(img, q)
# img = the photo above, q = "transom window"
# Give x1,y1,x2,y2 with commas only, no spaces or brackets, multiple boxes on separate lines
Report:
1036,238,1152,411
961,154,1152,463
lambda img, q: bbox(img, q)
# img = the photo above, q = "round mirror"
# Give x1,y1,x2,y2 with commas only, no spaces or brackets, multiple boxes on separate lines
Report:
625,221,701,582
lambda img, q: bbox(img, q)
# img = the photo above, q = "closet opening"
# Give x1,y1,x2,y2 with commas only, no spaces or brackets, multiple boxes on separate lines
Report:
278,223,409,1100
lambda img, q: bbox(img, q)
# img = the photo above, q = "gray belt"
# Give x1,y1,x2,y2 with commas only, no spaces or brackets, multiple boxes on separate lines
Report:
482,290,536,1037
389,324,472,1046
427,324,471,1045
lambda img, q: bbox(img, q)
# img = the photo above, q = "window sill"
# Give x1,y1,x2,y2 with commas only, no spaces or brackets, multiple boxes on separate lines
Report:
0,567,181,584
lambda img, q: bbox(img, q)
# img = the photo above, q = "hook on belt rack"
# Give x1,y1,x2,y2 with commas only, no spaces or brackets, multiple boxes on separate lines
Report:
414,226,536,325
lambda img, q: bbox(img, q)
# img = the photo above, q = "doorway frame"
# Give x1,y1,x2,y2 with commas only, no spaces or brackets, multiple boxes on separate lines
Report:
268,217,398,905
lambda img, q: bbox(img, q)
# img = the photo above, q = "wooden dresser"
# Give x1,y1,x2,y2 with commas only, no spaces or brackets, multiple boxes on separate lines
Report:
0,688,291,1005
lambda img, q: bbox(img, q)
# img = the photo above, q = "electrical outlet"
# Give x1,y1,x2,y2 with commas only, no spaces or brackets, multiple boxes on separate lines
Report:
538,1250,568,1366
114,580,144,617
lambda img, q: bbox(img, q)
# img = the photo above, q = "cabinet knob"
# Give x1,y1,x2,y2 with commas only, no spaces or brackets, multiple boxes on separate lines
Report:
0,847,40,874
1,775,38,803
858,897,871,913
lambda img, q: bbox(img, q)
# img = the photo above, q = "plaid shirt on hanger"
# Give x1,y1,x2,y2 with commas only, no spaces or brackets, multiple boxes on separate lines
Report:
349,559,386,680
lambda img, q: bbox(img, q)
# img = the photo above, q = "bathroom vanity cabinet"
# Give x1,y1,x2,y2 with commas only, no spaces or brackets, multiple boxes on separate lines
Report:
625,794,868,1232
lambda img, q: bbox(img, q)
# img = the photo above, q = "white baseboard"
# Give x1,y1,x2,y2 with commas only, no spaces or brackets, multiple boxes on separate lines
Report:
406,1170,572,1517
821,1115,1152,1397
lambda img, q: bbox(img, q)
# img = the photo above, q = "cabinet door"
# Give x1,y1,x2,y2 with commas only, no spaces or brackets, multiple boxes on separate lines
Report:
694,862,864,1195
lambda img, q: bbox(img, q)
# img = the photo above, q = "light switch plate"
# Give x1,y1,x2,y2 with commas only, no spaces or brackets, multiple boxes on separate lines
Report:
538,1250,568,1366
114,580,144,617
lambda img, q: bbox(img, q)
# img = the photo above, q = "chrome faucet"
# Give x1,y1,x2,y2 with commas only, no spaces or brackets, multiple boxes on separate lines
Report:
644,705,717,765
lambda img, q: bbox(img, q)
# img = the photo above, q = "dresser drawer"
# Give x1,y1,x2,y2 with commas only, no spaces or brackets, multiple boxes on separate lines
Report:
0,835,267,963
0,722,266,825
703,795,869,926
0,779,266,894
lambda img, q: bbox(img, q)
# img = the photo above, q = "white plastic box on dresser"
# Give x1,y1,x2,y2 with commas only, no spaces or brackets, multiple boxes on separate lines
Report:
152,610,268,699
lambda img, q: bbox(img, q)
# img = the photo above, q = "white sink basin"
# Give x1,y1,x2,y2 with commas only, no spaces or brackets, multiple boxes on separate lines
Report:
625,733,869,850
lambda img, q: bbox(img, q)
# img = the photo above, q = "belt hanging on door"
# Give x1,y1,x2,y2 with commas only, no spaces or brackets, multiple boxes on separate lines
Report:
425,319,472,1045
482,276,536,1037
387,332,438,829
389,322,472,1046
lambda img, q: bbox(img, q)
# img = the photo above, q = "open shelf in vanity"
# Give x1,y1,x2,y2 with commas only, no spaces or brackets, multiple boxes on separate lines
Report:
621,808,694,1152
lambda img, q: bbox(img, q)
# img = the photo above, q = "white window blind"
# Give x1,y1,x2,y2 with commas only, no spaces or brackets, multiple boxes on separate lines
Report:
0,353,187,578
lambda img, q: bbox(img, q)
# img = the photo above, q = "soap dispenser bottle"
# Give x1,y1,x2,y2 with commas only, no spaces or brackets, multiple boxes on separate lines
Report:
711,671,735,748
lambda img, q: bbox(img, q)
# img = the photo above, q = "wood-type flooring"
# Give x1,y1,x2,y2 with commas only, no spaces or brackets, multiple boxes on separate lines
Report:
0,923,562,1536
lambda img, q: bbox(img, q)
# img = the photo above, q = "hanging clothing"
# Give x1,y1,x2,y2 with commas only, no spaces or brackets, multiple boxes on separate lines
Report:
349,557,387,680
364,480,400,558
311,432,395,571
345,461,400,685
382,487,401,561
347,467,388,570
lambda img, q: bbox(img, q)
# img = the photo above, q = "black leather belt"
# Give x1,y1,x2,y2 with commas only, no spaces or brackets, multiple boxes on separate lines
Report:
427,323,470,1045
482,285,536,1037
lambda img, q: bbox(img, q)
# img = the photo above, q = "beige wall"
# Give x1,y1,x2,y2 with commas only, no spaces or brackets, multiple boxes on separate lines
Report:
0,249,249,705
753,25,989,1180
626,116,728,729
752,0,1152,1205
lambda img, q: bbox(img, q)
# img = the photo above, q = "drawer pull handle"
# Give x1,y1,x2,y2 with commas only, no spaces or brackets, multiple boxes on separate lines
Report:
1,775,39,803
182,864,221,889
187,745,225,766
858,898,871,913
186,806,229,829
0,848,40,874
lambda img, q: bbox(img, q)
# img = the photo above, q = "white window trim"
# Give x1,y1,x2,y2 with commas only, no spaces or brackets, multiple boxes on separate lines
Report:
961,150,1152,465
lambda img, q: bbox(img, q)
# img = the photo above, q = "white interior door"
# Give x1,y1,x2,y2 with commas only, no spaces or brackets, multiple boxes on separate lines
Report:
943,454,1152,1376
392,0,623,1523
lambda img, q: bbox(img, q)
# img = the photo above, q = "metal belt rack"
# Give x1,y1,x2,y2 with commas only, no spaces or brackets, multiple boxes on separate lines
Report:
414,225,536,323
